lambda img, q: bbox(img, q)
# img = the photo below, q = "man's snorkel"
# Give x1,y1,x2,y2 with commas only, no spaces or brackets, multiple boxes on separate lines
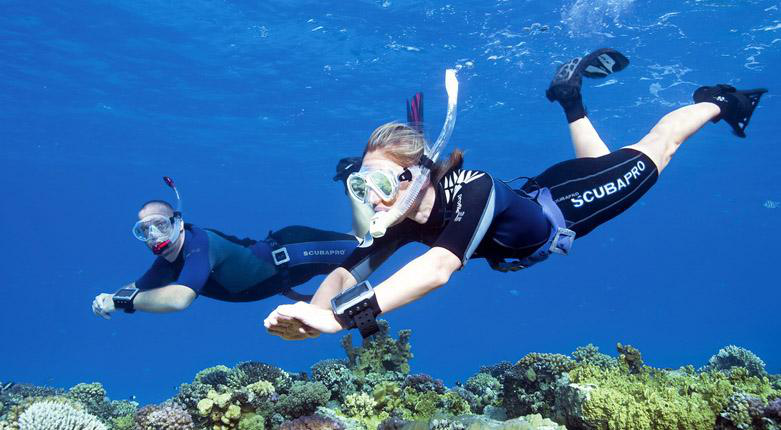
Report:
353,69,460,247
151,176,184,255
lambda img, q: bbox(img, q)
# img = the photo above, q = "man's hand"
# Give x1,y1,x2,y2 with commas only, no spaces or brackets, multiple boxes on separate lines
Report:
92,293,115,320
264,302,343,340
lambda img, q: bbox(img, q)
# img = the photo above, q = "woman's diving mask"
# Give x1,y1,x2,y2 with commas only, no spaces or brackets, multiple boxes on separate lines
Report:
350,69,459,247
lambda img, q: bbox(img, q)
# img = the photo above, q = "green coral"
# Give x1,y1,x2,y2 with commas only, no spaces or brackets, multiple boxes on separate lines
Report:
441,391,471,416
238,413,265,430
560,363,781,430
110,414,135,430
342,392,377,418
196,389,242,430
341,320,412,379
275,381,330,419
372,382,404,415
464,373,502,413
572,344,617,369
616,343,644,374
503,353,575,418
311,360,356,402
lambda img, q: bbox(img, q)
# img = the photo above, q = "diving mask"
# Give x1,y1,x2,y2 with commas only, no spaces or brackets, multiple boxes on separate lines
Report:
133,176,185,255
132,214,183,255
347,168,411,204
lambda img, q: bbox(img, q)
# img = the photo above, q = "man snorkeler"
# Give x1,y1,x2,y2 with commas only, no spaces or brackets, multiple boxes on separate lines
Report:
92,163,361,318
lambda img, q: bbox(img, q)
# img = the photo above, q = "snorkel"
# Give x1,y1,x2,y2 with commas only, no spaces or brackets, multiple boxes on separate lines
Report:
353,69,459,246
151,176,184,255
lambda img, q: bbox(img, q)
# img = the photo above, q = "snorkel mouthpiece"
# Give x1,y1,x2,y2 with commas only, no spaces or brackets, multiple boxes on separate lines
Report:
366,69,460,239
152,240,171,255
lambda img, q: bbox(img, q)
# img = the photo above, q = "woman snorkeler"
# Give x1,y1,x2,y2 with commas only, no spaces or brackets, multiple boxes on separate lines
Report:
264,48,767,340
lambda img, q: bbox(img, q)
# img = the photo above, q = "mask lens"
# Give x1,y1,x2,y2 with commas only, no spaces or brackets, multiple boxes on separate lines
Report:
348,175,367,201
368,171,395,199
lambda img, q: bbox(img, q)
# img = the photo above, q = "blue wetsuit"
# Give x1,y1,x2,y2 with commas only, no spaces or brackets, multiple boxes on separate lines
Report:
136,225,357,302
340,148,658,280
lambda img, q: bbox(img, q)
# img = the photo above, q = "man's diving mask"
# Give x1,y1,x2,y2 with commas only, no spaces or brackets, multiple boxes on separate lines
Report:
133,176,184,255
132,213,183,254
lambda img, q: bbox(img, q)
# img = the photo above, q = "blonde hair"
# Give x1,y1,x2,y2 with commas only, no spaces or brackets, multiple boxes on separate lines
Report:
364,122,462,182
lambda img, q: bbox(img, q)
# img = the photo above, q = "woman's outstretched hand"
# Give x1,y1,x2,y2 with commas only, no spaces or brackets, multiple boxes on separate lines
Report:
264,302,343,340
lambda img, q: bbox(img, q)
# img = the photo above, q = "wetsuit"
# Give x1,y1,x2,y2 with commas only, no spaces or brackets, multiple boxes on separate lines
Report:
341,148,658,280
135,225,357,302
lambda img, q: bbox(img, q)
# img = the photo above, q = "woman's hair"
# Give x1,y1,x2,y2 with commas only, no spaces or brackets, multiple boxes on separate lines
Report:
364,122,463,182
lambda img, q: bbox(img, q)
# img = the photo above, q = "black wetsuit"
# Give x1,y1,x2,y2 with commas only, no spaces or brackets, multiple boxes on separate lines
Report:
341,148,658,280
135,225,357,302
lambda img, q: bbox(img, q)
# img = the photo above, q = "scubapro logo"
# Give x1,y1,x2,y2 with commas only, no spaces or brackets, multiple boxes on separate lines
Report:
453,194,465,222
571,160,646,208
303,250,346,256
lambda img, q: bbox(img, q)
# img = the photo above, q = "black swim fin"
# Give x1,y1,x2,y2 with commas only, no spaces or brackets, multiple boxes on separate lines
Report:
693,84,767,138
546,48,630,103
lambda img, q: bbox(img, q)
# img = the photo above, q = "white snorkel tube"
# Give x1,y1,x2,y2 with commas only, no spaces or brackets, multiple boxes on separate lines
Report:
362,69,460,244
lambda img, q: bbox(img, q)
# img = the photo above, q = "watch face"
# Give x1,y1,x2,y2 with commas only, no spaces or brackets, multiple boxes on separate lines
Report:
114,288,137,300
333,281,371,309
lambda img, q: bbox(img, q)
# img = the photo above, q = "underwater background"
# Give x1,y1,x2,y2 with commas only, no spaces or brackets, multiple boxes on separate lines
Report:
1,0,779,411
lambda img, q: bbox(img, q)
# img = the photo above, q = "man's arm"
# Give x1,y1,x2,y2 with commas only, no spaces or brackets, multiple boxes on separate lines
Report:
133,284,196,312
92,283,196,319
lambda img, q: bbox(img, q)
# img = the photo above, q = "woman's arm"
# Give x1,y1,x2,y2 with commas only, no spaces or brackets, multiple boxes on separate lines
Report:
267,247,461,335
310,267,357,309
373,246,461,312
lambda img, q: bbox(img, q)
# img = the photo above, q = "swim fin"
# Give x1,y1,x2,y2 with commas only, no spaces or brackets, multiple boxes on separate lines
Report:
693,84,767,138
546,48,630,103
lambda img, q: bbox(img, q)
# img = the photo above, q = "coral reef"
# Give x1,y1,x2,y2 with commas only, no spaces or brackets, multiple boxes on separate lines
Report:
135,402,194,430
704,345,769,379
276,382,330,419
571,344,617,369
502,353,575,418
342,320,413,379
3,322,780,430
311,360,356,402
17,400,106,430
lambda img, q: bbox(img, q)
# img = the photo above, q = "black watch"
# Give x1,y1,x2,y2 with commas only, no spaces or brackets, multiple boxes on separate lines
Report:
112,287,139,314
331,281,381,338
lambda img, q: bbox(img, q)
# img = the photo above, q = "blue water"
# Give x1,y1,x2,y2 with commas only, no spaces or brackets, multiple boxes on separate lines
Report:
1,0,779,405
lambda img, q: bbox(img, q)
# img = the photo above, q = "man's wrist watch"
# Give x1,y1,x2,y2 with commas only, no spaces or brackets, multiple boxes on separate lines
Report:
112,287,140,314
331,281,381,338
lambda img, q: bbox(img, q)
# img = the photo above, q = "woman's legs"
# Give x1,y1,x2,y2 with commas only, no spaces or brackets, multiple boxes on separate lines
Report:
623,102,720,173
568,116,611,158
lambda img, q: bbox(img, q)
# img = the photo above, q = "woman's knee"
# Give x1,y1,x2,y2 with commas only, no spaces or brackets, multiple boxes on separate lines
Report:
622,132,671,173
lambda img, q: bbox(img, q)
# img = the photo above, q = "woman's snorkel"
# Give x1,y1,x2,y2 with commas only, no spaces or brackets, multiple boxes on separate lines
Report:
352,69,459,247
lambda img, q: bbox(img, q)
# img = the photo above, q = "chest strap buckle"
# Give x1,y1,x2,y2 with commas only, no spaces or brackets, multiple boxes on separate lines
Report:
272,247,290,265
549,227,576,255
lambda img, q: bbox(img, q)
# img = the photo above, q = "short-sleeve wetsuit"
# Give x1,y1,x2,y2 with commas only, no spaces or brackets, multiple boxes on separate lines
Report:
135,225,356,302
340,148,659,281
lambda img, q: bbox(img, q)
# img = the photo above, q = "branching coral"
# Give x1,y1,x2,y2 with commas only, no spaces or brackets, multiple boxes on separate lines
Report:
135,402,194,430
616,343,644,374
341,320,412,378
464,373,501,413
703,345,768,378
311,360,356,402
502,353,575,418
17,400,106,430
571,344,617,369
401,374,445,395
195,365,232,389
279,415,344,430
276,382,330,419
